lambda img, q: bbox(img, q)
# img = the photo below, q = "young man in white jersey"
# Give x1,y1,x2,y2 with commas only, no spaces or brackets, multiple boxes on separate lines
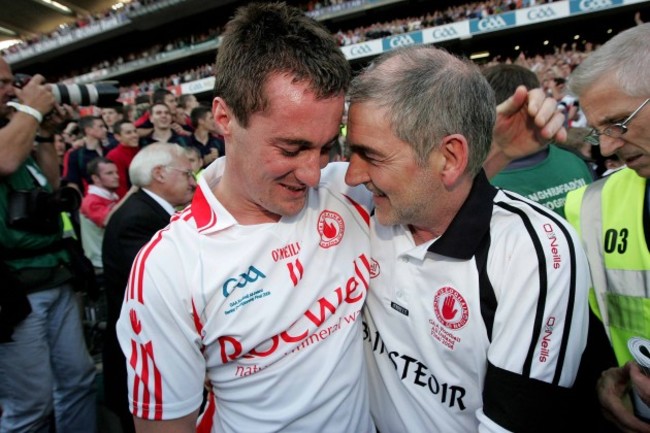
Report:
116,3,374,432
115,3,568,433
345,46,591,432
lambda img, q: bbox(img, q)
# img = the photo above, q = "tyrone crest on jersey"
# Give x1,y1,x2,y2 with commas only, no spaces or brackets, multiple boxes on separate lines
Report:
433,286,469,330
317,210,345,248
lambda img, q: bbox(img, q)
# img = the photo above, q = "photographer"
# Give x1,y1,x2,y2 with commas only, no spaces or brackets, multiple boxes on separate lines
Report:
0,56,97,432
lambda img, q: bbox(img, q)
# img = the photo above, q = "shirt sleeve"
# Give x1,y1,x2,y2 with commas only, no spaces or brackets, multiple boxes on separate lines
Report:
116,229,205,421
80,196,115,228
479,209,590,432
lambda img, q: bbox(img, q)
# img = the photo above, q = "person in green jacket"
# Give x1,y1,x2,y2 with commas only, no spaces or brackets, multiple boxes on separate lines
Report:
0,56,97,432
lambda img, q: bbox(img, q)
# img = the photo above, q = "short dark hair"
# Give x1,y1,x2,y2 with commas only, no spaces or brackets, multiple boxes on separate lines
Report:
113,119,134,135
152,88,174,104
78,115,102,134
87,156,114,178
213,2,350,127
190,106,212,129
482,63,541,104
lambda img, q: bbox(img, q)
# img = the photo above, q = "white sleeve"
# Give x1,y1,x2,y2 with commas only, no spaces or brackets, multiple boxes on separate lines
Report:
481,209,590,430
116,232,206,421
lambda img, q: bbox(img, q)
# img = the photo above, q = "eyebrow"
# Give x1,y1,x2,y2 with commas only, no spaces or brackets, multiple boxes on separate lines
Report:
278,133,340,148
598,108,630,126
346,141,382,158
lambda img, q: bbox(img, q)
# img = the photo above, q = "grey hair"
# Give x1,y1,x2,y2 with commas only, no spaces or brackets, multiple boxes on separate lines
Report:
568,23,650,98
129,143,187,187
348,45,496,176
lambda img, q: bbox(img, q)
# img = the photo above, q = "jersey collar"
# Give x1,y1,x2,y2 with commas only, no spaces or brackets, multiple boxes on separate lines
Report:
427,170,497,260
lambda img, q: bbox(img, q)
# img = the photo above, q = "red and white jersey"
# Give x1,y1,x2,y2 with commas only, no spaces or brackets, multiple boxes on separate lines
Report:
363,173,590,432
116,159,375,433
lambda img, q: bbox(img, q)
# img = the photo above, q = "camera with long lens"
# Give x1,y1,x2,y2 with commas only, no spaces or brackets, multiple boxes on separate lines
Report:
13,73,120,107
7,187,82,234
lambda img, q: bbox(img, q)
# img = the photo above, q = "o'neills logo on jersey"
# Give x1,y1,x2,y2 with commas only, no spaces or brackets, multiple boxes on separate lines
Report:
317,210,345,248
543,223,562,269
369,258,380,278
433,287,469,330
539,316,556,362
271,242,301,262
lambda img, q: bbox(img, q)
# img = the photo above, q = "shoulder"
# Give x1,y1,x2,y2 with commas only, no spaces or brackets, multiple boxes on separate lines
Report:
493,189,578,237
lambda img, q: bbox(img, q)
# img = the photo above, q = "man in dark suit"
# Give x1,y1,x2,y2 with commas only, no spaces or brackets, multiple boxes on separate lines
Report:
101,142,196,433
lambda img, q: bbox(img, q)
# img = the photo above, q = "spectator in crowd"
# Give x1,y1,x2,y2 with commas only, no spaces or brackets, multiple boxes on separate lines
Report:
564,23,650,433
123,103,136,122
106,119,141,198
133,93,151,122
79,157,120,276
115,3,376,432
53,132,70,174
484,63,595,218
138,102,188,147
0,56,97,433
345,44,590,432
101,106,124,151
179,93,199,130
184,145,204,178
548,77,578,127
63,115,107,193
135,88,190,136
188,105,225,168
102,142,196,433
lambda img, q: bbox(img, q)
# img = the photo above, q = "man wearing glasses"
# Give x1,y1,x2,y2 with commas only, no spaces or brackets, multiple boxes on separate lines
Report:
564,23,650,432
102,142,196,433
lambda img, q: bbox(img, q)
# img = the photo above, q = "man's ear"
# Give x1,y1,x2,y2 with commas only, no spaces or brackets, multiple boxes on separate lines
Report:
152,165,166,183
438,134,469,188
212,97,232,137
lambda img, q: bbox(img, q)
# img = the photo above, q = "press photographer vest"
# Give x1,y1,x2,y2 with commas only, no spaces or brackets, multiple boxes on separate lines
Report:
0,158,71,292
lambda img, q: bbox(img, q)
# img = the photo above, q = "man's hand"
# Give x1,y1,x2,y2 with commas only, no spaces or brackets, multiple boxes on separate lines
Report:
494,85,566,157
39,103,74,137
599,363,650,433
484,85,567,178
630,362,650,408
13,74,55,117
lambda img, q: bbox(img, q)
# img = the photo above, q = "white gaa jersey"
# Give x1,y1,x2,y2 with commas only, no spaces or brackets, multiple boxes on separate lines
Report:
116,159,375,433
364,172,590,433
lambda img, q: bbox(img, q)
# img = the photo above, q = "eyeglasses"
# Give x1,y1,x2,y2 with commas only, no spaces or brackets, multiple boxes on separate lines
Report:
165,166,195,180
585,98,650,145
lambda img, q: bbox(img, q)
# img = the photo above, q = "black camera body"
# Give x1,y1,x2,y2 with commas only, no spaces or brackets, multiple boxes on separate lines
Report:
13,73,120,107
8,187,81,234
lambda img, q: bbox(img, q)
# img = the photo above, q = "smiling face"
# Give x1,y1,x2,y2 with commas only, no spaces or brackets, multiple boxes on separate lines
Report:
214,73,344,223
580,78,650,178
150,103,172,130
344,101,445,228
115,122,139,148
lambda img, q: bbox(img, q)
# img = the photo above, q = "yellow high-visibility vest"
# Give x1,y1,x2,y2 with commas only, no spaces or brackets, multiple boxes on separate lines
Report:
565,168,650,365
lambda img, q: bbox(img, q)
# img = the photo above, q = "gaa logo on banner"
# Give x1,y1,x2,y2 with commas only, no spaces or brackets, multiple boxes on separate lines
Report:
526,6,557,21
423,22,468,44
569,0,621,13
381,31,423,51
341,40,382,60
469,12,516,34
